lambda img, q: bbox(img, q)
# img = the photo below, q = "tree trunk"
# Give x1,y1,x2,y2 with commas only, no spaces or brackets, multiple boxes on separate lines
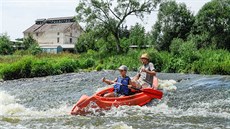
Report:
114,33,121,53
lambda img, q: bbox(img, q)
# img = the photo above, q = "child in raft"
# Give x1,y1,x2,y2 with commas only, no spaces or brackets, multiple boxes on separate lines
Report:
102,65,132,97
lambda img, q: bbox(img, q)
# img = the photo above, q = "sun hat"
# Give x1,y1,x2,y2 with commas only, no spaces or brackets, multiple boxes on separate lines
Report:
140,53,150,60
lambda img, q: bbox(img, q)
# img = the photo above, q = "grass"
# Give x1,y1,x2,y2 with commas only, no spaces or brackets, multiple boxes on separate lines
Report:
0,48,229,80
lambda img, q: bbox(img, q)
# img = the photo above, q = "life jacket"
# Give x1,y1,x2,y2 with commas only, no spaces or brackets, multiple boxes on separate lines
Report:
114,76,130,95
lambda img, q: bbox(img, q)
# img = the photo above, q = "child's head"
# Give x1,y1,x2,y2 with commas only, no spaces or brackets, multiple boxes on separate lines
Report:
118,65,128,77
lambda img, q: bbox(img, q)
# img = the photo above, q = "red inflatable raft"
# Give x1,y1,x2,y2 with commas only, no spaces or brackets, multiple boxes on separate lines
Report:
71,87,163,115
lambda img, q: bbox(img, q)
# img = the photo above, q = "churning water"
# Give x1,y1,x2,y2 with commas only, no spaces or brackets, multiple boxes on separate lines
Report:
0,71,229,129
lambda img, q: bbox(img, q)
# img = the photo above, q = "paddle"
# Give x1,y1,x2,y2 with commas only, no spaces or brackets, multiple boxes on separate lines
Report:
152,76,159,90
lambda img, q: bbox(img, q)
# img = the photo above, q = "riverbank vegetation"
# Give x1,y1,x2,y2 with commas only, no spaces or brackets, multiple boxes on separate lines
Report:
0,48,229,80
0,0,230,80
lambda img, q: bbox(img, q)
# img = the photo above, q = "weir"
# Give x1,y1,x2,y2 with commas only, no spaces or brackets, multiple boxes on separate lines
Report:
0,71,229,128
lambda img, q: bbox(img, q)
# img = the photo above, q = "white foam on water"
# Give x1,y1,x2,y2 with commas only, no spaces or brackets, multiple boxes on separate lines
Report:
79,122,133,129
193,98,230,109
18,104,72,118
106,122,133,129
0,90,72,118
0,91,28,116
100,102,177,118
158,79,177,91
184,107,230,119
182,98,230,119
0,122,28,129
97,99,230,120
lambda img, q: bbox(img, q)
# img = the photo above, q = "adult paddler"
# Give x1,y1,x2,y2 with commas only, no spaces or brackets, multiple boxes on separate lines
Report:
132,53,158,90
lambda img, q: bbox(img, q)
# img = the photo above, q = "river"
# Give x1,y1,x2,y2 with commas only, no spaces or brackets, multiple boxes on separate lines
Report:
0,71,229,129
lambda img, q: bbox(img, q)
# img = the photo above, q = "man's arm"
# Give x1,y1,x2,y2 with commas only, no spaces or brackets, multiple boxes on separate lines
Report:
142,63,156,76
128,79,133,89
143,69,156,76
132,73,140,81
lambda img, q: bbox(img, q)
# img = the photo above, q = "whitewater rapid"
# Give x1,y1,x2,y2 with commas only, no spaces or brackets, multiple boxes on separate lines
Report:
0,71,229,129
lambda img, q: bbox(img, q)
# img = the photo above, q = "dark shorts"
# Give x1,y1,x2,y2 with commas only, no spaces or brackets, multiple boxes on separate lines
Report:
114,92,122,97
114,91,131,97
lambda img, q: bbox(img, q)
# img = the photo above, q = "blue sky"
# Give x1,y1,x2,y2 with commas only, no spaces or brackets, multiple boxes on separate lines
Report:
1,0,211,40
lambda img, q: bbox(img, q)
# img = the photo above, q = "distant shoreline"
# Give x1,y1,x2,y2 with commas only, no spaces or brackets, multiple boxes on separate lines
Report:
0,48,230,80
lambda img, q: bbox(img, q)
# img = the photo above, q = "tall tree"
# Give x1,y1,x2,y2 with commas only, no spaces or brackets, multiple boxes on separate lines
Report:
194,0,230,49
151,0,195,51
75,0,161,53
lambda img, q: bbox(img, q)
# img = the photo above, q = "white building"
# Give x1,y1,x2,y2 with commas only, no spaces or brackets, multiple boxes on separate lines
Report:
23,16,84,53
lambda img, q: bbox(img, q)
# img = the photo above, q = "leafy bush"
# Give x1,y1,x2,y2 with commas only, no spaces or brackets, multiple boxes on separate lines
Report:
80,58,95,69
191,49,230,74
96,64,103,71
1,56,33,80
0,55,81,80
106,64,118,70
0,48,230,80
0,34,13,55
31,60,55,77
14,50,31,56
1,63,22,80
23,35,38,50
170,38,184,55
27,44,42,55
178,40,199,63
56,58,80,73
95,35,117,54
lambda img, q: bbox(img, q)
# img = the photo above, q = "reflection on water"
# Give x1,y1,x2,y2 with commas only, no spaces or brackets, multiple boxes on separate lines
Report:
0,71,229,129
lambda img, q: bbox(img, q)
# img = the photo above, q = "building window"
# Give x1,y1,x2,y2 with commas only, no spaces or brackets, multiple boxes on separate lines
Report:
57,32,59,35
36,33,39,36
70,33,72,37
70,38,72,43
57,37,59,43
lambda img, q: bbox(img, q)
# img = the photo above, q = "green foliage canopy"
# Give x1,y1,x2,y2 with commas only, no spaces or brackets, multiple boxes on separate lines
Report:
0,34,13,55
23,34,38,50
129,23,146,47
22,34,41,55
75,0,161,53
152,0,195,51
194,0,230,49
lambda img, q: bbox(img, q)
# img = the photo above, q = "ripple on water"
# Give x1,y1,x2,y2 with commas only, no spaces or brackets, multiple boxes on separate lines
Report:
0,72,229,129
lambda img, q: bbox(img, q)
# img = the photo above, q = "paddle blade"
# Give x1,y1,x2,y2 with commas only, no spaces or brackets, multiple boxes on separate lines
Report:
153,76,159,89
141,88,163,99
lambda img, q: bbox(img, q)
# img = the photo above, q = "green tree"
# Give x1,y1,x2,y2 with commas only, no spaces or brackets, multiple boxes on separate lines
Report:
194,0,230,49
129,23,146,47
75,30,98,53
0,34,13,55
152,0,195,51
76,0,161,53
27,44,42,55
22,34,41,55
23,34,38,50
